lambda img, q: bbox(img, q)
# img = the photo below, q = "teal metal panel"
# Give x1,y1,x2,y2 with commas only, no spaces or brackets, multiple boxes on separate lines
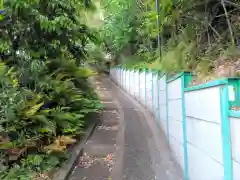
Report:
220,85,233,180
185,79,228,92
167,72,185,83
181,75,189,180
229,110,240,118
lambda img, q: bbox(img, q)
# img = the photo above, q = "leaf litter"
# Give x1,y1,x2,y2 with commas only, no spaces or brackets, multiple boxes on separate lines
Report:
77,152,116,172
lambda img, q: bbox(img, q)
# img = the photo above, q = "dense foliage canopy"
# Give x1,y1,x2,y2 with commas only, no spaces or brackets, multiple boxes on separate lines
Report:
0,0,102,179
101,0,240,81
1,0,240,178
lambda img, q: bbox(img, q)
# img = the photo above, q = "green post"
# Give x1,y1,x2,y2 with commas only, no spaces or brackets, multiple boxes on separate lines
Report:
220,84,233,180
181,74,189,180
157,72,161,123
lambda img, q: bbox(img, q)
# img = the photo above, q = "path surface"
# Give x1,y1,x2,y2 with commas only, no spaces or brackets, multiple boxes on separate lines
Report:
68,75,183,180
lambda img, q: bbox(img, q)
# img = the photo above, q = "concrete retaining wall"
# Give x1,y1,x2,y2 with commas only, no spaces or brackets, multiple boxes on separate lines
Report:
110,68,239,180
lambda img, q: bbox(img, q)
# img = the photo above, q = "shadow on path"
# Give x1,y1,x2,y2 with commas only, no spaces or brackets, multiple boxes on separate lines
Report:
68,75,183,180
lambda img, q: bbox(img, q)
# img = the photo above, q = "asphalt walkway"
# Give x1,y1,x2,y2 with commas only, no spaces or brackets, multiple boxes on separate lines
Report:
68,75,183,180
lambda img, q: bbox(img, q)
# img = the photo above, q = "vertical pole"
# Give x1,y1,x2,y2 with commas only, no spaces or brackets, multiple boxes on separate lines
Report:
152,71,155,115
139,70,141,102
120,68,122,87
129,70,131,93
133,70,135,97
117,68,119,85
135,69,137,97
155,0,161,57
181,75,189,180
166,76,169,144
122,68,125,90
220,85,233,180
145,69,147,107
122,68,124,88
124,69,127,90
121,68,123,88
135,69,137,98
157,72,161,123
121,68,123,87
113,68,115,82
124,69,126,90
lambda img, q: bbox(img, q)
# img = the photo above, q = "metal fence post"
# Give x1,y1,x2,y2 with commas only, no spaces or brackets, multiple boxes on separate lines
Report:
128,69,130,92
220,84,233,180
166,76,169,144
144,69,147,107
139,70,141,102
181,75,189,180
152,71,155,115
157,72,161,123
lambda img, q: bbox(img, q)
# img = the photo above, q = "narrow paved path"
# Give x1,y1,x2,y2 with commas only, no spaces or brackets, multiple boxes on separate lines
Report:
68,75,183,180
69,76,119,180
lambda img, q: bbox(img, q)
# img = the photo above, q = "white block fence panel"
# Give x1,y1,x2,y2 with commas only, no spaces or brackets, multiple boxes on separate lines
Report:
152,73,159,117
140,71,147,105
230,116,240,180
167,77,184,170
110,68,237,180
146,72,153,110
159,75,167,136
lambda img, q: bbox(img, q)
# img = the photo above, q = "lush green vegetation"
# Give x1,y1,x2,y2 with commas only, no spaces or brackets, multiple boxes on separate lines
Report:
1,0,240,178
0,0,102,179
100,0,240,83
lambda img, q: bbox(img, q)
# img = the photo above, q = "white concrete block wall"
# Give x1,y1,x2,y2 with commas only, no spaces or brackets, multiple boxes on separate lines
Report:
139,72,145,105
230,116,240,180
122,70,125,89
185,86,224,180
134,71,140,99
152,74,159,117
129,70,134,95
110,69,237,180
159,75,167,136
126,70,130,92
124,70,127,90
167,77,184,170
117,69,120,84
128,70,131,94
131,71,135,96
116,69,120,85
146,72,153,110
132,70,136,96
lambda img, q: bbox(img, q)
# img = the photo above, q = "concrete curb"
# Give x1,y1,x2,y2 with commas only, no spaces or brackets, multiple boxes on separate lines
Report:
52,123,97,180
